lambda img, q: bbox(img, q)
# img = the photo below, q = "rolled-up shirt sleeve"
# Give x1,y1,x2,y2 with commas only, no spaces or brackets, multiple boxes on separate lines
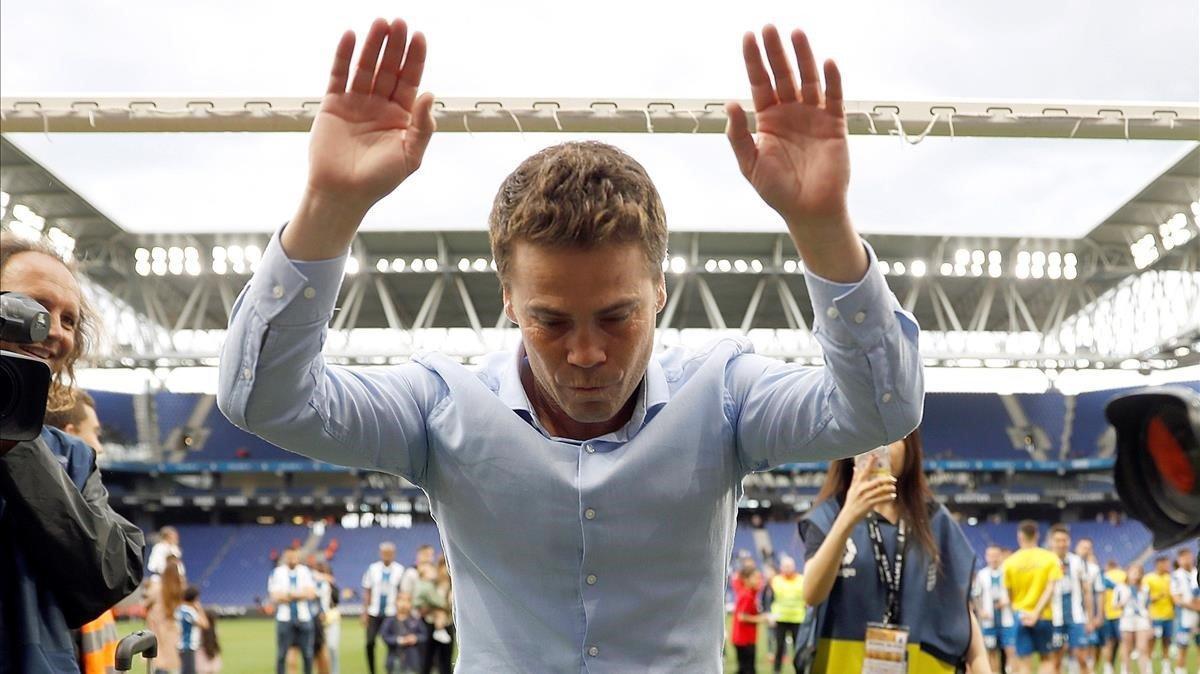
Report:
728,240,923,471
216,226,446,484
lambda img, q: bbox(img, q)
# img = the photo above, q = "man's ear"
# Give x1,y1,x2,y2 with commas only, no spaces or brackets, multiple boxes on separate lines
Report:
64,423,79,436
502,286,517,325
655,273,667,314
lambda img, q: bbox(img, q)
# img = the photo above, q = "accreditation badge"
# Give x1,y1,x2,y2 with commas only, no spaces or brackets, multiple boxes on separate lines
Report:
862,622,909,674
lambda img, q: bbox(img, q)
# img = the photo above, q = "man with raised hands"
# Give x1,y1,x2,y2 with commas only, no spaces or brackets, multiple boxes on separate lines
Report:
218,17,922,672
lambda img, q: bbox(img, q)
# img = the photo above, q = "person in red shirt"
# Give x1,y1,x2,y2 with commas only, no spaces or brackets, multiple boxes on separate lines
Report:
732,566,768,674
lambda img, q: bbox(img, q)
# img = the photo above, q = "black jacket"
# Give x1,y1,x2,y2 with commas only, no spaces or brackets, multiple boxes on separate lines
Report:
0,427,145,673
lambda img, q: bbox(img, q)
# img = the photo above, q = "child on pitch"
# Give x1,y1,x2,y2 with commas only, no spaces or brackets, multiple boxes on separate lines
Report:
176,585,211,674
380,592,427,674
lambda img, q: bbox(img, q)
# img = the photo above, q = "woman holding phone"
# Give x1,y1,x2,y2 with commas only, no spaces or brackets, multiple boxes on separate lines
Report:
795,429,990,673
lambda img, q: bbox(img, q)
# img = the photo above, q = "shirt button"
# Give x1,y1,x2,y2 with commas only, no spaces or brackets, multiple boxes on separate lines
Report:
584,508,596,520
586,574,598,585
587,646,599,657
242,367,252,380
881,392,893,403
303,287,316,299
272,285,285,299
585,445,596,454
826,306,839,319
854,311,866,324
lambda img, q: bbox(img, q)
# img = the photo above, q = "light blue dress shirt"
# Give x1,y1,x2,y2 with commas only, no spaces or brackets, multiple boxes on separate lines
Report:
217,228,923,673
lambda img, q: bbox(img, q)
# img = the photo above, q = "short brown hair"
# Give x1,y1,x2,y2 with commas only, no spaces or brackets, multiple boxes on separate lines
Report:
43,388,96,430
1018,520,1040,541
1049,523,1070,537
0,232,98,412
488,141,668,281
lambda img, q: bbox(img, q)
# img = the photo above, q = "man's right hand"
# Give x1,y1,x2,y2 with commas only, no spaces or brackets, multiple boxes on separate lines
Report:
283,17,436,261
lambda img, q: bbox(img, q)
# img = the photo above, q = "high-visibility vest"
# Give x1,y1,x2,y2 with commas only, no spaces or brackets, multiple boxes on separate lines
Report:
79,609,119,674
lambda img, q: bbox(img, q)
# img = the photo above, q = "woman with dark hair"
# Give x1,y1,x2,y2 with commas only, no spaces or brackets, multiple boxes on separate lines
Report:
796,430,990,673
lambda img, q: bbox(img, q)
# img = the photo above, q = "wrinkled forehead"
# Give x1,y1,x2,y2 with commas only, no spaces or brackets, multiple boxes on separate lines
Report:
505,241,658,302
1,251,81,312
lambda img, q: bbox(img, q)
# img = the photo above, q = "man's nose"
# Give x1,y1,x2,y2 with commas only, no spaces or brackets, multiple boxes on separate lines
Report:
566,325,606,369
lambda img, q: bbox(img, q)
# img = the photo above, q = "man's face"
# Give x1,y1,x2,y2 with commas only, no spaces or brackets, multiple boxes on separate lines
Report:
1157,559,1170,574
67,404,103,456
780,557,796,575
417,548,434,565
986,547,1002,568
1075,540,1093,561
0,252,81,376
381,546,395,565
1050,532,1070,558
284,550,298,568
503,241,665,433
1180,552,1195,571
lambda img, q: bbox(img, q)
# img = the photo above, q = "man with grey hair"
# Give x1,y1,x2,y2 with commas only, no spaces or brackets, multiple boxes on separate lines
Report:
362,541,404,674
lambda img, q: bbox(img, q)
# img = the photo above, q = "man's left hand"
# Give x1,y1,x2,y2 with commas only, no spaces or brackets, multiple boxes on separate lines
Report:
727,25,849,235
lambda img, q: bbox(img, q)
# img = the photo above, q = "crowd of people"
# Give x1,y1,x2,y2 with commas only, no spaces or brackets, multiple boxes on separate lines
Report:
973,525,1200,674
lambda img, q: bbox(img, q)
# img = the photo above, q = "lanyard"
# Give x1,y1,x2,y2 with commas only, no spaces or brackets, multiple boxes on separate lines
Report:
867,514,906,625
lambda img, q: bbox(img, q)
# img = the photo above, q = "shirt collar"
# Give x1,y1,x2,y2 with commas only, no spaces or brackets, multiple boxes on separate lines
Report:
496,342,671,442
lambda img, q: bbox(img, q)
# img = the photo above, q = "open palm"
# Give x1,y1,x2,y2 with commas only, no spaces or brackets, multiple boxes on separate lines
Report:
307,18,435,209
727,27,850,228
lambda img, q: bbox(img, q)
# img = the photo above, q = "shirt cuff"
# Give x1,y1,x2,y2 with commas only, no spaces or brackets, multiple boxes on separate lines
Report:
249,225,350,327
803,239,905,348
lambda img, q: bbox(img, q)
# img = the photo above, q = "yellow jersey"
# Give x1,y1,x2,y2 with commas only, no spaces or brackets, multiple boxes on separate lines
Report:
770,573,807,624
1002,547,1063,621
1104,569,1127,621
1144,571,1175,621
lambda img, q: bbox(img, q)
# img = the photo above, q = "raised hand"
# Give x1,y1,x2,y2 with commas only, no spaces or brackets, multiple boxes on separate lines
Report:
727,26,866,282
284,18,435,260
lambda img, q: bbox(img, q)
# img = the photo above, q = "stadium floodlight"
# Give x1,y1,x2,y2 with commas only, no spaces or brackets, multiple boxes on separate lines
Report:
1031,250,1045,267
0,190,8,217
669,256,687,274
783,260,797,273
212,258,227,275
185,259,201,276
473,258,489,272
424,258,438,271
954,263,967,277
376,259,390,273
1131,233,1161,269
910,260,926,277
1031,265,1044,279
1048,265,1061,280
750,259,763,273
13,204,45,232
954,248,970,266
135,261,151,276
459,258,471,272
152,247,167,261
1161,212,1195,251
168,246,183,262
893,262,906,276
392,258,405,272
704,259,718,272
717,259,731,272
185,246,199,260
971,249,985,265
1064,252,1077,267
245,245,262,263
412,258,425,272
879,260,891,275
733,259,748,273
345,257,360,275
988,250,1002,265
988,264,1001,278
939,262,952,276
211,246,226,262
970,263,982,277
151,260,167,276
135,248,150,262
1064,266,1077,280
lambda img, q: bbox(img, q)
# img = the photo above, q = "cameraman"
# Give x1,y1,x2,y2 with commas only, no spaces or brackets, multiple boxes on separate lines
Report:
0,233,145,673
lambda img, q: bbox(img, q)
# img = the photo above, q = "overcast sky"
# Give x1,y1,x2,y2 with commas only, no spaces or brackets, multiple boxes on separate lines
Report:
3,0,1197,237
